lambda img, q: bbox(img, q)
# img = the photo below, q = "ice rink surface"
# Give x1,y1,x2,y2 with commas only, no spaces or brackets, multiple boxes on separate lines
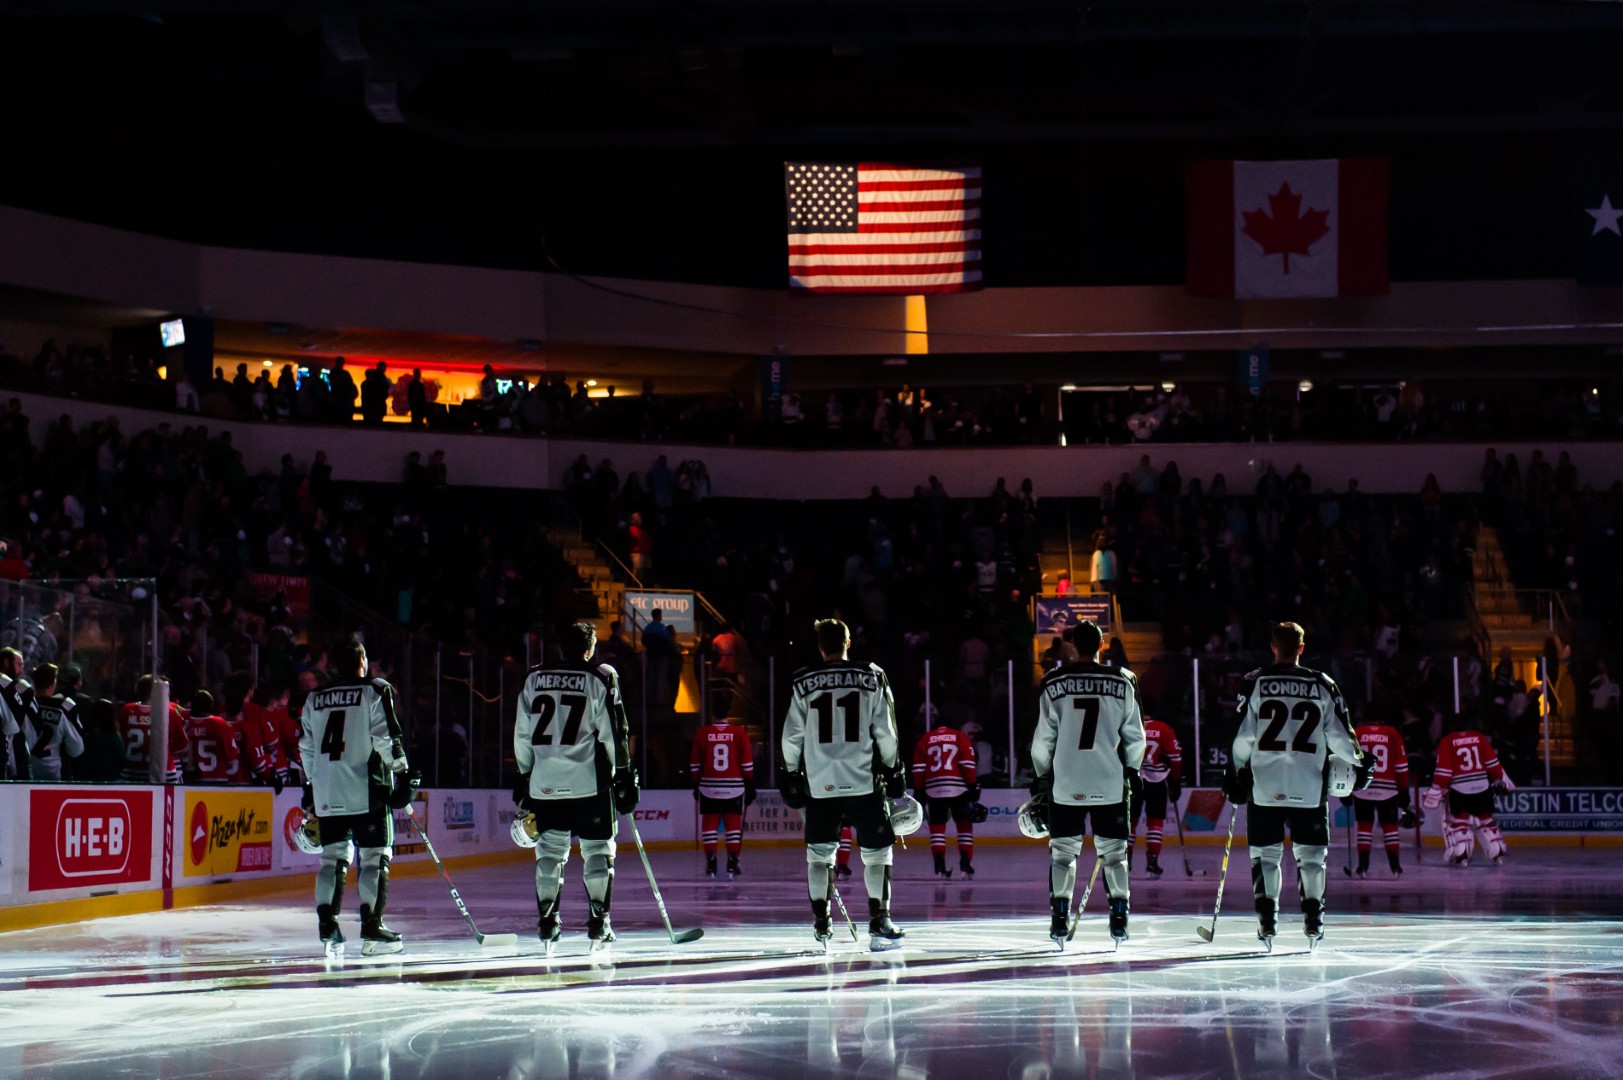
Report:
3,842,1622,1080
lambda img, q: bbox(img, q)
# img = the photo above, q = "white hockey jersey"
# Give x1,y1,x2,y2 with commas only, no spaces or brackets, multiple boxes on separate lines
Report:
298,678,405,816
26,693,84,781
781,660,899,799
514,662,629,801
1231,663,1362,807
1032,661,1147,806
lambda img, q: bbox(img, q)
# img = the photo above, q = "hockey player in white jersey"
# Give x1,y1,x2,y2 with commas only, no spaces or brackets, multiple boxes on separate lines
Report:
780,618,908,951
513,621,639,950
25,663,84,781
1030,619,1146,947
1227,622,1368,948
298,636,416,956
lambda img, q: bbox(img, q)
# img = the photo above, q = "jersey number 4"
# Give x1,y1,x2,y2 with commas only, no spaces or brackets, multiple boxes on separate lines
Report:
320,710,347,761
1257,700,1321,753
811,691,860,743
531,693,587,746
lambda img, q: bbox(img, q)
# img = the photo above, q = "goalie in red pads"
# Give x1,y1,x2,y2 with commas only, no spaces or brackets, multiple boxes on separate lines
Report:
1425,719,1513,867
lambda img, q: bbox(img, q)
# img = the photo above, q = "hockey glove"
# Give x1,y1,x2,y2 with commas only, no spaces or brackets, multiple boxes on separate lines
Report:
1494,775,1517,794
1421,785,1443,810
612,767,641,813
965,781,981,803
1167,777,1182,803
513,772,531,808
1029,772,1055,799
1123,766,1142,804
1353,758,1376,792
881,762,908,799
387,768,421,810
744,784,757,807
778,769,810,810
1398,805,1418,830
691,786,701,801
969,801,989,824
270,769,285,795
301,782,315,814
389,739,409,773
1221,764,1251,806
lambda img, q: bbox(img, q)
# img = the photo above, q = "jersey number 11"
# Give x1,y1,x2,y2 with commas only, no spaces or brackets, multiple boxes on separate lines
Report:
811,691,860,744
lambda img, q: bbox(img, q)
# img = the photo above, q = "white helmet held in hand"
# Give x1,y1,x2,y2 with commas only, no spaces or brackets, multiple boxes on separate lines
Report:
1327,759,1358,799
1017,797,1050,839
510,812,540,849
292,808,323,856
888,794,924,836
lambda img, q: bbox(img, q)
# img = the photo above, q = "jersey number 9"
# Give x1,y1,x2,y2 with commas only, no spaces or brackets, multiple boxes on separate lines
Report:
1257,700,1320,754
532,693,587,746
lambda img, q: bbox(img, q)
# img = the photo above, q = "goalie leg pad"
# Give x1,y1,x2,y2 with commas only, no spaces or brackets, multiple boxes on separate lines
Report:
317,842,350,912
535,829,572,903
1444,815,1473,861
807,841,838,900
580,839,616,904
1049,834,1083,898
1250,842,1285,901
357,846,391,910
1096,836,1130,901
1470,815,1507,859
1293,843,1329,904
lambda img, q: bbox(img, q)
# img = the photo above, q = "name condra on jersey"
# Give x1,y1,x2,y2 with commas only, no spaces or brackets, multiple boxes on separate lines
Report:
1256,677,1319,698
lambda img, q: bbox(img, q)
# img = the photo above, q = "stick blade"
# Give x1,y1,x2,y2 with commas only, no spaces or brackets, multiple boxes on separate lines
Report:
671,928,705,944
1196,925,1215,943
479,933,520,947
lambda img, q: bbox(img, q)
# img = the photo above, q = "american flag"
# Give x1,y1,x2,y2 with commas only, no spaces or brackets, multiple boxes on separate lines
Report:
785,162,982,294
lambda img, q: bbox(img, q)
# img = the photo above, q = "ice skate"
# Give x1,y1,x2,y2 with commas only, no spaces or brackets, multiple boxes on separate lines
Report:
868,899,905,952
587,901,615,950
1355,868,1368,880
933,853,952,879
705,855,717,879
727,856,741,880
811,899,833,952
1303,898,1324,951
1108,898,1129,949
1145,854,1164,877
835,864,852,880
318,907,345,958
959,854,975,878
538,906,561,958
1256,897,1277,952
1449,852,1471,868
360,906,403,956
1388,851,1404,879
1049,897,1070,950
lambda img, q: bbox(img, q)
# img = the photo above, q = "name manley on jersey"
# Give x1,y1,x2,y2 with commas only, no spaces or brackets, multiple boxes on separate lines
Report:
1232,666,1362,805
782,662,900,798
1033,664,1147,806
299,679,403,816
514,664,628,800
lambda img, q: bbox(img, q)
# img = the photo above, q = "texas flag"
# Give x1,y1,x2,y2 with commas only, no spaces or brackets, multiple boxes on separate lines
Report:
1185,158,1389,298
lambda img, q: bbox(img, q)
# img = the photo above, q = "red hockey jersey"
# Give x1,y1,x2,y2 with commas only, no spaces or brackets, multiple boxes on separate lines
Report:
1353,723,1409,801
185,712,241,784
690,722,755,799
1433,729,1505,795
239,702,288,785
912,726,977,799
117,701,190,783
1140,718,1183,784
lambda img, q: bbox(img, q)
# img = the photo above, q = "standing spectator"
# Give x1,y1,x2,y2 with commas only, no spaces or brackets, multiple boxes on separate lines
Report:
329,357,358,423
175,371,200,413
361,362,391,425
407,369,428,427
1090,536,1118,596
628,511,652,580
479,365,499,429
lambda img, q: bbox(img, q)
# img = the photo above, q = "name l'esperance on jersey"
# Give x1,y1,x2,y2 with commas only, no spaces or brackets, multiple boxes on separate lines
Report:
795,669,879,693
1042,675,1128,700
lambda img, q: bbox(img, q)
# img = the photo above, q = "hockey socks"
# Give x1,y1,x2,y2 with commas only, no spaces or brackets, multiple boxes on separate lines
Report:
700,814,720,859
723,812,743,861
929,822,948,857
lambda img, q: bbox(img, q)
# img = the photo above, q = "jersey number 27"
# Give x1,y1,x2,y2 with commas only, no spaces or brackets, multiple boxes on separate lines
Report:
531,693,587,746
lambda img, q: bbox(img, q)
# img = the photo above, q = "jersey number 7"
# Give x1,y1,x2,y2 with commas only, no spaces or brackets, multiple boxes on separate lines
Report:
532,693,587,745
1072,697,1100,750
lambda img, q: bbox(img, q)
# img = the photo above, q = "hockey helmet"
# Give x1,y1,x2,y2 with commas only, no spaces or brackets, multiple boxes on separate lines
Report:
1327,758,1358,799
510,812,540,849
1016,796,1050,839
292,808,324,856
888,794,924,836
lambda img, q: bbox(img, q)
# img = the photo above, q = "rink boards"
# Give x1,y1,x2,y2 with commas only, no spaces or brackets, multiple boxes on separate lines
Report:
3,783,1621,930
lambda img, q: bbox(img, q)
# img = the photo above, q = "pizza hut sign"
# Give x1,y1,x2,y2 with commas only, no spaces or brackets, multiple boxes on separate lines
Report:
28,789,155,892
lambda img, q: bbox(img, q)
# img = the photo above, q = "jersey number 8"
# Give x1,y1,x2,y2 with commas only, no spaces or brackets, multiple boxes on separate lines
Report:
1257,700,1321,754
531,693,587,746
712,743,730,773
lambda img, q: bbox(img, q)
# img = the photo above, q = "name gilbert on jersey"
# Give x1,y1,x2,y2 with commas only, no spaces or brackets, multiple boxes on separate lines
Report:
532,672,590,692
796,669,878,693
1043,675,1128,700
310,686,364,711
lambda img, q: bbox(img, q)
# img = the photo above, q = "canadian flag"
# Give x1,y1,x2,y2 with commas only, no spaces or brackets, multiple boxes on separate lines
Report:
1185,158,1389,298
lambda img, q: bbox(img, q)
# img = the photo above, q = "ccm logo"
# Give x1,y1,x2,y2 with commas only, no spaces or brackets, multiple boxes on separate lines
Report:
54,799,132,878
632,810,670,821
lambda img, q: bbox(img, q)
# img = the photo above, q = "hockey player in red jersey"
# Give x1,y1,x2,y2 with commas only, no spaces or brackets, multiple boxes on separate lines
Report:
1128,715,1182,876
183,690,241,784
834,826,855,878
1352,719,1413,877
1425,718,1513,866
690,716,756,879
117,675,190,783
911,718,981,877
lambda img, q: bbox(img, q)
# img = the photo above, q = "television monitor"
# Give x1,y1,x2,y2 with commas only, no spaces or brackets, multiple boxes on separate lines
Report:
159,318,186,348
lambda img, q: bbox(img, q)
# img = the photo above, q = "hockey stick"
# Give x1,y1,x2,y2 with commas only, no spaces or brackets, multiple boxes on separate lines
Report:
1169,795,1204,877
1195,803,1238,943
1066,854,1102,941
626,812,705,944
402,804,518,947
829,880,861,942
1342,799,1356,878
